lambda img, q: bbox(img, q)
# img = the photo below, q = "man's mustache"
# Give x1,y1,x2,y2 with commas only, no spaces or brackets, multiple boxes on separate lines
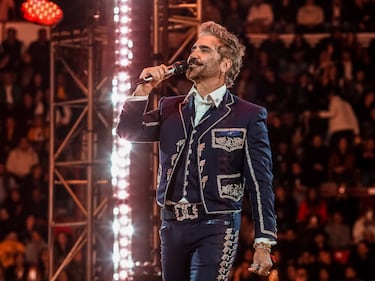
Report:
187,58,202,67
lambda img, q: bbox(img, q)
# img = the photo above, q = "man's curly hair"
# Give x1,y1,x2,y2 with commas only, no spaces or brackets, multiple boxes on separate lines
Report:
199,21,245,88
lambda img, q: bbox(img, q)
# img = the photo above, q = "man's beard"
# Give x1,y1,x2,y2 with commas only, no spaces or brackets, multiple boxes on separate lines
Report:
186,58,204,81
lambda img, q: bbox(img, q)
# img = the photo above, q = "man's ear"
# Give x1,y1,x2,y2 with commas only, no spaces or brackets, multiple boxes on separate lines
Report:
220,58,232,74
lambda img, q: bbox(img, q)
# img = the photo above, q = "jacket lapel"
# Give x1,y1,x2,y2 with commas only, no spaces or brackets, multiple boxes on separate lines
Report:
179,94,195,138
196,91,235,137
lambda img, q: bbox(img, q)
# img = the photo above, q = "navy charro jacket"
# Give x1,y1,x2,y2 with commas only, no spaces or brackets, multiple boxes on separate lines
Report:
116,90,277,241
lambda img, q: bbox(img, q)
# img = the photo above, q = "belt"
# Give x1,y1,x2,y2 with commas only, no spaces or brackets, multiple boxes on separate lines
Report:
161,203,205,221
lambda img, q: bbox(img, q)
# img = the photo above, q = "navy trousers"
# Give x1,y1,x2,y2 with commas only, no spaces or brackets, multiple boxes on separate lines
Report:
159,212,241,281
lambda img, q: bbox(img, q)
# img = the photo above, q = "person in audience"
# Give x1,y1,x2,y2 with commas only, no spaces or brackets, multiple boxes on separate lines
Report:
202,0,223,24
5,252,29,280
328,136,357,186
19,52,35,90
27,115,49,157
315,248,345,281
316,91,360,148
324,211,351,250
222,0,247,35
256,67,287,112
259,30,287,62
294,266,309,281
0,207,12,241
0,28,23,72
0,160,18,202
301,134,329,188
356,137,375,187
26,29,50,84
272,0,297,33
246,0,274,33
297,188,328,225
324,0,350,31
341,265,363,281
24,229,47,266
233,67,257,102
5,136,39,184
296,0,325,33
53,231,73,269
26,73,48,101
14,93,35,134
3,188,26,234
0,71,23,118
348,240,375,281
352,208,375,244
0,115,23,158
274,185,298,232
349,0,373,32
0,232,25,269
344,69,370,110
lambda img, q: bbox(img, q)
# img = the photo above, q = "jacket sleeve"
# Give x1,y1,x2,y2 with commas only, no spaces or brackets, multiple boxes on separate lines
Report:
116,96,162,142
243,106,277,242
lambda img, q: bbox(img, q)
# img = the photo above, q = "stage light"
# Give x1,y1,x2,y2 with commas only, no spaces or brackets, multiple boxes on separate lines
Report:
112,0,133,279
21,0,63,26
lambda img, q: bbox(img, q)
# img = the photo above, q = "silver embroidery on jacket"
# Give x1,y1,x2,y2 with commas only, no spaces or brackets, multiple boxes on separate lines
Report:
198,143,205,157
199,159,206,173
201,175,208,189
166,168,172,182
176,139,185,152
211,128,247,152
170,154,178,166
217,174,244,201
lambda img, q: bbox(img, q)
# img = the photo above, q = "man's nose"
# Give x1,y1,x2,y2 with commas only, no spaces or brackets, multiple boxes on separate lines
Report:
187,56,198,65
189,48,200,58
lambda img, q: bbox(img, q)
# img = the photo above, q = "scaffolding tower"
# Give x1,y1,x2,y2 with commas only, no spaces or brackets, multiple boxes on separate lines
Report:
47,14,114,281
153,0,202,67
148,0,202,267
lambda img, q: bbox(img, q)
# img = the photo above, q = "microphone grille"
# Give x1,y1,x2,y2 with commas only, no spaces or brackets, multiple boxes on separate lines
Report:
173,60,188,75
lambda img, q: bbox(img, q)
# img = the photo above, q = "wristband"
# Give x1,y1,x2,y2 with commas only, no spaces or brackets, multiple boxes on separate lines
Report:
253,241,272,252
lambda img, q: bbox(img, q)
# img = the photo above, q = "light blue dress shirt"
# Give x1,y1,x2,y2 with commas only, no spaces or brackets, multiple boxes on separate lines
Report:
189,84,227,125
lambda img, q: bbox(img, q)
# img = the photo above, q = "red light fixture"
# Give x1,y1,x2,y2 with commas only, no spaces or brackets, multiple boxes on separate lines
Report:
21,0,63,26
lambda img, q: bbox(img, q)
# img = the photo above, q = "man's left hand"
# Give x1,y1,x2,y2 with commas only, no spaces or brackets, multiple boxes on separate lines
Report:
248,247,273,276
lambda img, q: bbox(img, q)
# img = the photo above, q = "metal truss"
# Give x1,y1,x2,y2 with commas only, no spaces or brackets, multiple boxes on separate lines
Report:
153,0,202,65
47,21,114,281
146,0,202,269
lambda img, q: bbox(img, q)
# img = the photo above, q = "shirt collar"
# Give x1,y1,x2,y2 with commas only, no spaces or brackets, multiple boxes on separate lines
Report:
187,84,227,108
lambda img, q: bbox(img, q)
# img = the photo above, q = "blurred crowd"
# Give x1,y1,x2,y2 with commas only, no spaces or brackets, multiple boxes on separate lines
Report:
199,1,375,281
0,24,79,280
0,0,375,280
202,0,375,34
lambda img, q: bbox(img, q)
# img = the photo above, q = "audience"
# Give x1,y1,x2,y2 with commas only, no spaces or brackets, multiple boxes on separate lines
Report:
296,0,325,33
246,0,274,33
1,2,375,280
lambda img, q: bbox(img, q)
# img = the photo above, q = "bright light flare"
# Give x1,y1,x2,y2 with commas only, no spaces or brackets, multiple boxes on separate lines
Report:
21,0,63,26
112,0,133,279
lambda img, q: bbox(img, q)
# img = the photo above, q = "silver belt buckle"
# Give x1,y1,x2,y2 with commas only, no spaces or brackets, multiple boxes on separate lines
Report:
173,203,199,221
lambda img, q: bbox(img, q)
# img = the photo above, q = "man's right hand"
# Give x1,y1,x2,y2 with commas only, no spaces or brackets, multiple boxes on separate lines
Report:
133,64,171,96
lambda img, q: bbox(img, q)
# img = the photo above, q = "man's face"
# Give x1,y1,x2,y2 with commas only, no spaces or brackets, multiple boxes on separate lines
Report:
186,35,223,83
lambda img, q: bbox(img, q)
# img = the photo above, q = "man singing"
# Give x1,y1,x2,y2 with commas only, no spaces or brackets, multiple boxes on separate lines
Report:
117,21,277,281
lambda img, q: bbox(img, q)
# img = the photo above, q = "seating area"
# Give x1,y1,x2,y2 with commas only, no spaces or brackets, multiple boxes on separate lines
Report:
1,0,375,280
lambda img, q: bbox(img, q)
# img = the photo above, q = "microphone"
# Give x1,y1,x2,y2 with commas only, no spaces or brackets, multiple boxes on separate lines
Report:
137,60,188,85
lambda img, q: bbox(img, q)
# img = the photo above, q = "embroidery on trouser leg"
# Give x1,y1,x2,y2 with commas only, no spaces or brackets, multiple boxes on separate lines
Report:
216,228,239,281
